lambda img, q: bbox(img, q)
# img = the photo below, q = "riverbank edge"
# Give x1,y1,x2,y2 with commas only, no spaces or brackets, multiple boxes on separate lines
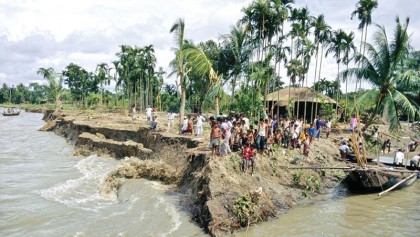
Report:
39,109,346,236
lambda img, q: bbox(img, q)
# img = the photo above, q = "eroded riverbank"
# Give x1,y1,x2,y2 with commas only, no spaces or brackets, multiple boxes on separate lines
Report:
41,109,348,236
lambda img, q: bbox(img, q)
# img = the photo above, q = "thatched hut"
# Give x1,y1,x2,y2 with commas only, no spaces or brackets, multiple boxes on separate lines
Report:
265,87,339,121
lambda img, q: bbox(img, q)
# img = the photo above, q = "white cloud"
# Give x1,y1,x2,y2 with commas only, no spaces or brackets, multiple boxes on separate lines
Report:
0,0,418,95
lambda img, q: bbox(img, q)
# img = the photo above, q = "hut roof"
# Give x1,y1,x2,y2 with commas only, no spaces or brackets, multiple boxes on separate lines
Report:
266,87,338,106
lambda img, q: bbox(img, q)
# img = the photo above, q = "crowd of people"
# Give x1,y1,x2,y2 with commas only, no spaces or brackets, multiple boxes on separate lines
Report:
134,107,419,172
206,113,333,175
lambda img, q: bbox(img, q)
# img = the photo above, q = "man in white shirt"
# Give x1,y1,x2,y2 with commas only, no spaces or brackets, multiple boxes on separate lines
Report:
167,111,174,132
196,112,205,136
145,105,153,122
394,148,405,166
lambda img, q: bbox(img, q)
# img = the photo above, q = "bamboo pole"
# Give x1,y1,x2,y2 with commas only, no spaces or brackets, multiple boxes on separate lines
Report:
378,172,417,196
283,166,352,170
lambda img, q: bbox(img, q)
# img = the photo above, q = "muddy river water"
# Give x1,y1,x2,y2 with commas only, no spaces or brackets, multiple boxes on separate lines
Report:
1,110,418,236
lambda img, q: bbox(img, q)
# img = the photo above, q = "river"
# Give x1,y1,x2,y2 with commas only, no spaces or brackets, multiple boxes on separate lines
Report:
1,110,418,236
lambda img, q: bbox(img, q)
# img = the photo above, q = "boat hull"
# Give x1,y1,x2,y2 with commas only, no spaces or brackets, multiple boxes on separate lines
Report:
2,112,20,116
345,168,418,193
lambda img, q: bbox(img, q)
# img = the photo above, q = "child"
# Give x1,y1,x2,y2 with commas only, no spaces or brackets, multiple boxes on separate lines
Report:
241,142,255,175
181,116,188,133
308,123,315,144
166,111,175,132
210,122,222,158
303,133,310,156
274,129,281,144
131,106,137,121
325,118,332,139
299,129,306,150
246,129,254,146
266,133,274,156
150,115,158,129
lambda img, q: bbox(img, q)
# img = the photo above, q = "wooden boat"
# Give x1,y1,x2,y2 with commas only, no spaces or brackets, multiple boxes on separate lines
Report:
2,111,20,116
344,97,418,194
345,167,418,193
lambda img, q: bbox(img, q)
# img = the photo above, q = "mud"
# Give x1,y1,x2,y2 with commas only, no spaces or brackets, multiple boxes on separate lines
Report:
41,109,347,236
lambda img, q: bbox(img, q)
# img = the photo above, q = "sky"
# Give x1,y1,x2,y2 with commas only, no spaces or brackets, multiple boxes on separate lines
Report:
0,0,419,93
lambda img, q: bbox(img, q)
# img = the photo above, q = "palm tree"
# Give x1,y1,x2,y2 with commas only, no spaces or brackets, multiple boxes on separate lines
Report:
286,59,304,116
351,0,378,91
95,63,111,107
271,0,294,117
220,25,250,100
311,14,331,120
326,29,347,118
154,67,166,111
341,17,419,131
170,18,188,131
340,31,356,118
37,67,63,110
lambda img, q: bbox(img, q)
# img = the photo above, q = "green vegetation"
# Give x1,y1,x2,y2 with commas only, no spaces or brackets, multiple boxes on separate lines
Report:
232,194,257,227
2,0,418,131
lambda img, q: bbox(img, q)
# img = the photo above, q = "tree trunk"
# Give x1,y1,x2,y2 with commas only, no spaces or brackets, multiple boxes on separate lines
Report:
179,88,186,133
263,73,269,116
311,44,319,122
231,74,237,101
315,46,324,118
356,27,364,92
345,64,349,119
336,60,340,119
359,24,369,90
215,95,220,116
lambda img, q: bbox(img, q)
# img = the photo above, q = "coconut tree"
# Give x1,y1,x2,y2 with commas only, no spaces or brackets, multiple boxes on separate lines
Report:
326,29,347,117
270,1,294,117
351,0,378,91
169,18,189,131
37,67,64,110
341,31,356,118
311,14,331,120
95,63,111,107
286,58,305,116
220,25,250,100
341,17,419,131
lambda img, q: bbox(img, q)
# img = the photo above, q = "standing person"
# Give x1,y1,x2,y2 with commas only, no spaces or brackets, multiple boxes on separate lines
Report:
241,141,254,175
303,133,310,156
150,115,158,129
308,124,315,144
291,124,299,148
266,133,274,156
325,118,332,139
131,106,137,121
349,115,357,132
220,118,232,156
393,148,405,166
256,118,268,156
166,111,175,132
181,116,189,134
382,139,391,154
210,122,222,158
267,115,274,136
145,105,153,122
315,116,323,140
195,112,205,137
240,114,250,130
273,115,278,132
